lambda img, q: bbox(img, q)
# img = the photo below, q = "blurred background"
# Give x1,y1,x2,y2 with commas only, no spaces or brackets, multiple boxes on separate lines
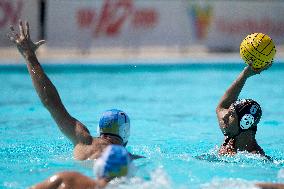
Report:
0,0,283,62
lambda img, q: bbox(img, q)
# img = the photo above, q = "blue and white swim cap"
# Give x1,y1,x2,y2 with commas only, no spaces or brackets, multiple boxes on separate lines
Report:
98,109,130,145
94,145,130,179
233,99,262,131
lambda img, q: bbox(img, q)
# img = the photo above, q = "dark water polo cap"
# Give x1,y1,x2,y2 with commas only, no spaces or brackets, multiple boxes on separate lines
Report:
233,99,262,130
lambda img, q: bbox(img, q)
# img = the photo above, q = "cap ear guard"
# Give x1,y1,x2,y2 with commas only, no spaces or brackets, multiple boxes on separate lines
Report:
233,99,262,131
93,145,132,179
240,114,255,129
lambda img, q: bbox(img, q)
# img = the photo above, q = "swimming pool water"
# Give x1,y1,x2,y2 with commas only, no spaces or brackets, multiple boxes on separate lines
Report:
0,62,284,189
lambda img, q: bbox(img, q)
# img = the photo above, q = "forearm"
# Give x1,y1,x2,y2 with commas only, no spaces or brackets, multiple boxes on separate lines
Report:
8,21,60,109
24,51,64,112
218,69,249,109
24,52,91,144
9,21,92,145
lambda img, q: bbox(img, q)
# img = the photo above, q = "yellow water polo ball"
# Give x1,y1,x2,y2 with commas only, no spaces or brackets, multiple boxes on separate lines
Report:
240,33,276,70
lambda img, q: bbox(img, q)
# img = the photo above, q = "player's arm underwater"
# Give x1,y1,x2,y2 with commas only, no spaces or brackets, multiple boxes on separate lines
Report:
7,21,92,146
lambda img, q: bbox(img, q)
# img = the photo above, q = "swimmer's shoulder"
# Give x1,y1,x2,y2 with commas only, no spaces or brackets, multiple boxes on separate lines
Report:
74,138,110,160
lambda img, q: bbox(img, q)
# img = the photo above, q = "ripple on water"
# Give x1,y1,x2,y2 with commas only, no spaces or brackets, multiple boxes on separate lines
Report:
195,147,284,168
107,168,172,189
200,178,259,189
278,169,284,181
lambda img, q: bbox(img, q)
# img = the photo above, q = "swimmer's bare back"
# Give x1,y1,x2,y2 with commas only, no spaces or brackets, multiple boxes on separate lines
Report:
7,21,143,161
73,135,142,160
30,171,106,189
74,138,114,160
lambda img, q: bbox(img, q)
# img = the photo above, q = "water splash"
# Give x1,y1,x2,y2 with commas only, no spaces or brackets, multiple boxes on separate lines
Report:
3,181,20,189
195,147,283,167
201,178,259,189
278,169,284,181
107,168,172,189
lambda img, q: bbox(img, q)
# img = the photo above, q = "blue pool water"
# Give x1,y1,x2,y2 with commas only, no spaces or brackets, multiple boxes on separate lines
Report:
0,62,284,189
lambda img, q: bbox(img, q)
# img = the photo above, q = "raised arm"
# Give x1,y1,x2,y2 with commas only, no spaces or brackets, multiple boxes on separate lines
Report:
216,66,255,111
8,21,92,145
216,63,270,136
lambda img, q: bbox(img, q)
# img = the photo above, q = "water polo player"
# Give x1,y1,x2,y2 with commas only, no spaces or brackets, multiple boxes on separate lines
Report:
216,64,269,156
31,145,134,189
8,21,142,160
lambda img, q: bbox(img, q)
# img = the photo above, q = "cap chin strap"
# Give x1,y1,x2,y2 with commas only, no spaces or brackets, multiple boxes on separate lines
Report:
101,133,124,144
123,141,128,147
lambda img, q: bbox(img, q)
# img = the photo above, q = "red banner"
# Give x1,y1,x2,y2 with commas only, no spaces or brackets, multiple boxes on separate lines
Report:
76,0,158,38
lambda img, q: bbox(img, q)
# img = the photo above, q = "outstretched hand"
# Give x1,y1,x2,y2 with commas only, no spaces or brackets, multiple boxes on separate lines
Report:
7,20,45,57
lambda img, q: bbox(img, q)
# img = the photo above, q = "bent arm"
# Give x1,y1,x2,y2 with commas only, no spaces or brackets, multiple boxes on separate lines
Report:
216,66,252,112
25,53,92,145
215,64,268,136
216,61,269,113
8,21,92,145
216,66,258,136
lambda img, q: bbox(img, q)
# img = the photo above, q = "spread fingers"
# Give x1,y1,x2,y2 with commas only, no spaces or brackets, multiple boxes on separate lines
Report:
19,20,26,37
25,21,30,38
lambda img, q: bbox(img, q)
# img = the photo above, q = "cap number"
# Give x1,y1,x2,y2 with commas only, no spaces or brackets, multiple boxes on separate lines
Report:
250,105,259,114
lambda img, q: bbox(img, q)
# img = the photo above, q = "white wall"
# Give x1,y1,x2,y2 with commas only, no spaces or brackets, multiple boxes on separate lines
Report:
45,0,284,51
0,0,39,47
207,1,284,51
46,0,194,49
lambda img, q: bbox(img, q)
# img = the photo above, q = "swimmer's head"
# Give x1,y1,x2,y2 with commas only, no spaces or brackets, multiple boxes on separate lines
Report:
233,99,262,131
98,109,130,146
94,145,131,180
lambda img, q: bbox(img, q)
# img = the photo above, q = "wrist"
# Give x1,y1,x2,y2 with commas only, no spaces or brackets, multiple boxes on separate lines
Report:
22,50,36,59
242,67,251,78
